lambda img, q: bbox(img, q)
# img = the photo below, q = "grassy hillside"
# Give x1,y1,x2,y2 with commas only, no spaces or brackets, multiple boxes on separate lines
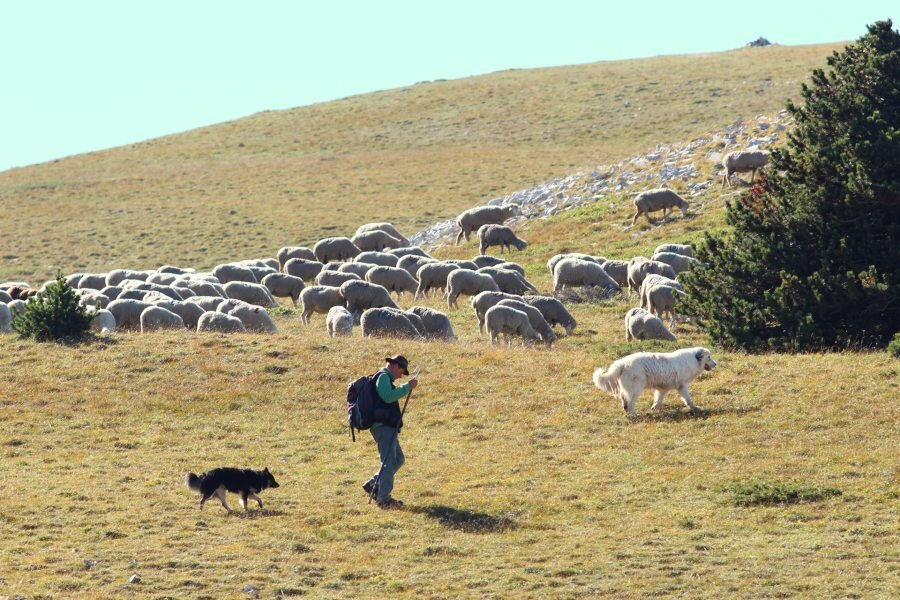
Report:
0,43,843,284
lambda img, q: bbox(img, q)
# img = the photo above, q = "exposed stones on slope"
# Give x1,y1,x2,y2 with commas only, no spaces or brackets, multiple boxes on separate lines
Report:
409,112,790,249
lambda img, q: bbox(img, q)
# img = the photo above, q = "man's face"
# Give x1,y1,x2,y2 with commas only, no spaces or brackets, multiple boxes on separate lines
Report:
387,362,404,378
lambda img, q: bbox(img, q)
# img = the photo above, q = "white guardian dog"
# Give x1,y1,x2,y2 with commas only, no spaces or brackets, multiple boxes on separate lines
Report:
593,347,717,417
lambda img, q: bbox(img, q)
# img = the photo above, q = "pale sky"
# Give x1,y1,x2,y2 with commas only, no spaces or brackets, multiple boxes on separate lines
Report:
1,1,895,172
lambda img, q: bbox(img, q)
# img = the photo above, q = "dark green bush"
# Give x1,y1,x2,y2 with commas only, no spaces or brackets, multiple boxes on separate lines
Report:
888,333,900,358
682,20,900,351
12,274,93,342
729,481,842,507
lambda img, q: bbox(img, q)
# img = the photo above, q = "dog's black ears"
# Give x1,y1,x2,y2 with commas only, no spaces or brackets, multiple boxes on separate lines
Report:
264,467,270,473
695,349,705,362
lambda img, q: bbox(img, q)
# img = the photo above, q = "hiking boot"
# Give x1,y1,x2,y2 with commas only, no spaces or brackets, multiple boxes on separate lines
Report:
362,481,379,497
376,498,405,510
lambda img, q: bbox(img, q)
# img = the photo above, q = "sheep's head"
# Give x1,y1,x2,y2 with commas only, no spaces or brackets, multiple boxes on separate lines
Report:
501,205,520,219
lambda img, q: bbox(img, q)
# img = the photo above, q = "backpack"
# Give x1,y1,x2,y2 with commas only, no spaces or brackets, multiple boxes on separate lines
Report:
346,370,402,441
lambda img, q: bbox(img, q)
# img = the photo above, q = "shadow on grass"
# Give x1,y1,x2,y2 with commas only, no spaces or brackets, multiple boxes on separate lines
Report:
631,404,761,423
409,504,517,533
227,508,287,519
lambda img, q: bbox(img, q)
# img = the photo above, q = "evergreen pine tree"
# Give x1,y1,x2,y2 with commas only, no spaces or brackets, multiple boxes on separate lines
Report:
12,273,93,342
682,20,900,350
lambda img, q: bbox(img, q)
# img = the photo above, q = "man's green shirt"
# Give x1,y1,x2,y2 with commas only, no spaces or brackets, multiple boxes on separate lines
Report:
372,367,410,429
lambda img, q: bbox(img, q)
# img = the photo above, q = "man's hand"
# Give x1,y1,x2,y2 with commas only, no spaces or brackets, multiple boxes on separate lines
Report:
408,377,419,390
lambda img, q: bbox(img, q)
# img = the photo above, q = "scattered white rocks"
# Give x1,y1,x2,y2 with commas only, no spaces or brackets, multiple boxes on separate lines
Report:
128,574,141,584
244,584,260,598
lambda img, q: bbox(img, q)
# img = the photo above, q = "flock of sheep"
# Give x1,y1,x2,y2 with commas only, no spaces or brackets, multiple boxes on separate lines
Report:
0,149,764,343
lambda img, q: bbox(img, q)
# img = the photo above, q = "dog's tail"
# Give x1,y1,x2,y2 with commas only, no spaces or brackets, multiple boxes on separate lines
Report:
593,363,623,398
185,472,203,493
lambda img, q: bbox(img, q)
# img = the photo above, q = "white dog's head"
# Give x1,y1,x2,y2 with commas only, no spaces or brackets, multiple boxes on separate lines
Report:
695,348,717,372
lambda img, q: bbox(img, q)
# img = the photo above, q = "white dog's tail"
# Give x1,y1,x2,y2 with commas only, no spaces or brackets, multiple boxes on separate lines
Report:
593,364,623,397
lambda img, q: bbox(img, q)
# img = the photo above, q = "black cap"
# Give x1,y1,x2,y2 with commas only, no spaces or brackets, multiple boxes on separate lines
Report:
384,354,409,375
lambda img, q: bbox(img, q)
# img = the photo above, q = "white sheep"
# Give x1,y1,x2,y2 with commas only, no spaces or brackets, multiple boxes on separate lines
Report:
632,189,689,224
472,255,508,269
107,299,153,330
78,273,108,290
523,296,578,335
186,296,227,312
470,291,522,334
222,303,277,333
283,258,324,282
140,306,184,333
627,258,677,293
639,274,682,311
147,272,179,286
222,281,278,308
157,265,194,275
261,273,305,306
0,303,12,333
552,258,620,294
316,270,361,287
212,263,258,284
407,306,456,340
415,262,460,299
313,237,361,263
277,246,317,268
455,205,519,245
197,311,246,333
600,259,629,289
326,306,354,337
646,285,684,327
365,266,418,299
654,243,693,258
477,224,528,255
0,290,11,304
354,222,411,246
446,270,500,309
75,289,110,309
355,251,399,267
546,253,604,275
484,305,540,346
478,267,538,295
151,299,205,329
106,269,149,287
340,280,398,318
722,150,769,187
86,307,116,334
337,262,375,278
625,307,676,342
388,247,432,259
351,229,404,252
173,279,226,298
493,261,526,276
360,307,425,340
442,259,479,271
496,299,555,346
651,252,701,274
397,254,437,279
299,286,345,325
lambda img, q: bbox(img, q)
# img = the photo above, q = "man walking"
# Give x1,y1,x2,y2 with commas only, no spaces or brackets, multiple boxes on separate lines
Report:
362,355,418,509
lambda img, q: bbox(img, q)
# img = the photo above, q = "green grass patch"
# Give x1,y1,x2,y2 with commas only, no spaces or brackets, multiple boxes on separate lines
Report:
728,481,843,506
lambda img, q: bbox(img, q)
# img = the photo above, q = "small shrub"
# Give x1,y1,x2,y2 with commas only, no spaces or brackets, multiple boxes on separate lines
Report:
728,481,842,507
888,333,900,358
12,274,93,342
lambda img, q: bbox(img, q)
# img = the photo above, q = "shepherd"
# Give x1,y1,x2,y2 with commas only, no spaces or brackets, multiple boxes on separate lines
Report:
356,355,419,509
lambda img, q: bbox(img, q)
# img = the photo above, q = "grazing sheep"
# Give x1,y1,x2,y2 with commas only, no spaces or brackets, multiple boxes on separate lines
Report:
646,285,684,327
326,306,354,337
627,258,677,293
261,273,305,306
471,255,508,269
354,251,399,267
387,246,431,259
442,259,479,271
478,267,538,295
600,259,629,289
283,258,324,281
496,299,555,346
639,274,682,311
173,279,226,298
212,264,258,284
299,286,345,325
316,270,361,287
493,261,526,276
360,308,425,340
338,262,375,278
384,307,426,336
186,296,227,312
151,300,205,329
140,306,184,333
632,189,689,224
654,243,693,258
415,263,460,299
397,254,437,279
106,269,149,287
222,304,277,333
340,280,398,317
313,237,361,263
7,299,26,320
197,311,246,333
99,286,124,300
87,307,116,334
75,289,110,309
553,258,620,294
0,290,11,304
64,274,84,288
625,307,676,342
722,150,769,187
0,303,12,333
355,222,411,246
245,265,278,282
651,252,701,274
351,229,404,252
107,299,153,330
484,305,540,346
157,265,194,275
477,224,528,255
77,274,107,291
470,291,522,334
146,272,178,286
121,281,185,301
407,306,456,340
277,246,317,268
455,205,519,245
222,281,278,308
546,253,604,275
523,296,577,335
365,266,418,299
446,270,500,309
